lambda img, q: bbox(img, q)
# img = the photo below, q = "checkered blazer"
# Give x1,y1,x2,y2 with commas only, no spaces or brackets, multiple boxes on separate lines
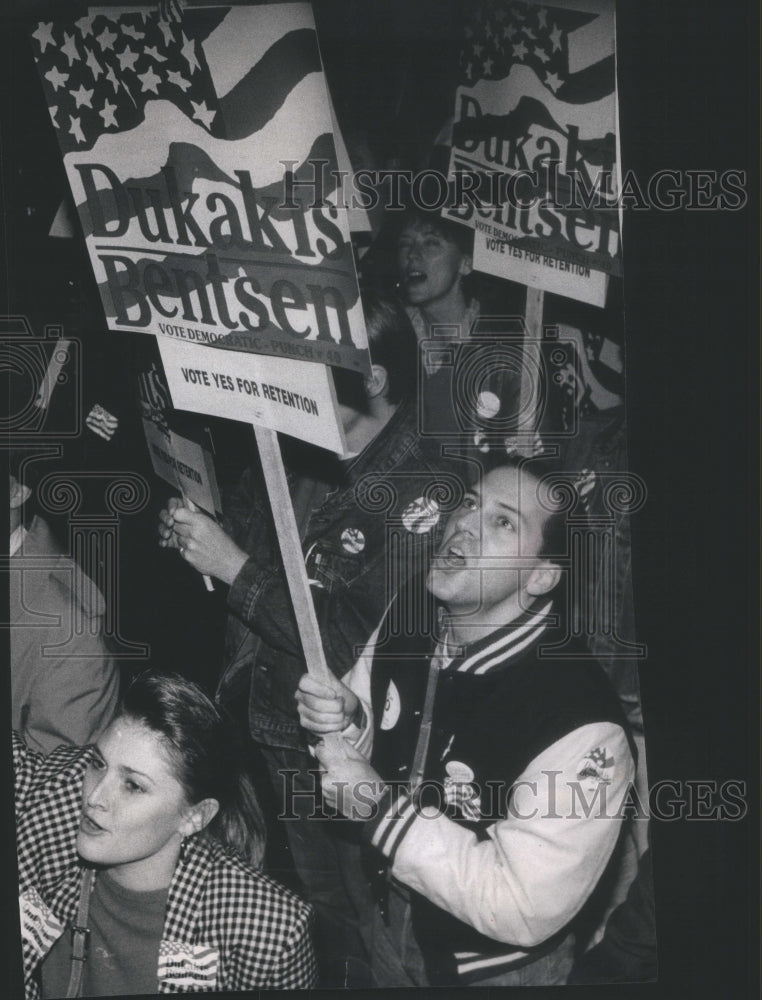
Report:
13,734,317,995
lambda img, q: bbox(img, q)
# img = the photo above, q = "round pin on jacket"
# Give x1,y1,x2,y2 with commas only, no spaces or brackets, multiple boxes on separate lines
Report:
475,389,501,419
445,759,475,784
402,496,440,534
380,681,401,731
341,528,365,553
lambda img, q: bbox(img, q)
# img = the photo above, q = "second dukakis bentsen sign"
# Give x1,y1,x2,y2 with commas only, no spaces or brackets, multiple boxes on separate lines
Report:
444,0,621,307
32,2,370,374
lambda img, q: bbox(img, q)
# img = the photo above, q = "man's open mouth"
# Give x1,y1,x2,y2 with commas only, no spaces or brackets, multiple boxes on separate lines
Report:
440,543,467,568
404,269,427,286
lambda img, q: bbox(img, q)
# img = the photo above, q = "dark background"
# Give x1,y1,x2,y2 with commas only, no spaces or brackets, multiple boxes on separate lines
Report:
1,1,758,998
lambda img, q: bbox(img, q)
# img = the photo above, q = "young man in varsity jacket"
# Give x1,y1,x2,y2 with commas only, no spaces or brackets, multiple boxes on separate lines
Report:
297,457,637,987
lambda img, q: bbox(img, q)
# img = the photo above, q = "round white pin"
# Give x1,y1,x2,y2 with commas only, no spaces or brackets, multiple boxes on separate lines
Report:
341,527,365,553
402,496,440,534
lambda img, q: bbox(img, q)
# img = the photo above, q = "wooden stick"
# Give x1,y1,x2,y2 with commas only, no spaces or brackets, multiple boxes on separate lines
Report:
253,425,333,686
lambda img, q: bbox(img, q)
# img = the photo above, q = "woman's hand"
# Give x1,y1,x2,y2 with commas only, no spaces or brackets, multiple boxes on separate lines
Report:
158,496,184,550
158,498,247,585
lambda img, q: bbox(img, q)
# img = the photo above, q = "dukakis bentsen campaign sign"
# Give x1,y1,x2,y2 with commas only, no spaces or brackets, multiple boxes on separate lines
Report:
31,3,369,375
444,0,621,307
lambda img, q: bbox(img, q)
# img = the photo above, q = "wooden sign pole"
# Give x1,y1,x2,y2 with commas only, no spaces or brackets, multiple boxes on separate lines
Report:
253,425,346,754
253,424,333,687
519,286,545,450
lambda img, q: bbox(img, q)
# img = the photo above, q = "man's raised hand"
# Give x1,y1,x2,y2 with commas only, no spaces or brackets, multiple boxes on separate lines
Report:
296,675,360,735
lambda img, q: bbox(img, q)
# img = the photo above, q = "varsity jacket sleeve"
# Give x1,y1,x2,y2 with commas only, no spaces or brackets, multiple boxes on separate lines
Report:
364,721,635,948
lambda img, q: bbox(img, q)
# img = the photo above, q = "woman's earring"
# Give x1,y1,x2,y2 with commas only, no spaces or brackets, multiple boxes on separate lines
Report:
179,836,189,864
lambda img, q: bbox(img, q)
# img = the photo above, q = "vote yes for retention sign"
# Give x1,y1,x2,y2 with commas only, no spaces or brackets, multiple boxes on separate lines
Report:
32,2,370,374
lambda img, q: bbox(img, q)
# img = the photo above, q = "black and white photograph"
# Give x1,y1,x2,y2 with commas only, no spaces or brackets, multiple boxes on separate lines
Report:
1,1,757,998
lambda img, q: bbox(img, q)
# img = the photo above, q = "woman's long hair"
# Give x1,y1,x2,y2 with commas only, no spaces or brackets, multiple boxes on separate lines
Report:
120,672,265,867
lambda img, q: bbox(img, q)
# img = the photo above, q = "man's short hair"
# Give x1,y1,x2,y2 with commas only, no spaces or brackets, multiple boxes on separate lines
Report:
477,453,568,562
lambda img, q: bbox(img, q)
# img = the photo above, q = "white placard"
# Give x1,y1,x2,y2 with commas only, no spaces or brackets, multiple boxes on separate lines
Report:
158,337,346,454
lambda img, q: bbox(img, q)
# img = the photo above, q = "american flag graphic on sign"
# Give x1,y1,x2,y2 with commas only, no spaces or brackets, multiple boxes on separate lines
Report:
32,4,369,373
445,0,620,306
33,10,228,153
458,0,614,100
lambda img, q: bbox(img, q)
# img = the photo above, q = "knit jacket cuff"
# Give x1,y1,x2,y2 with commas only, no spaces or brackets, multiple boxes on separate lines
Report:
363,786,421,864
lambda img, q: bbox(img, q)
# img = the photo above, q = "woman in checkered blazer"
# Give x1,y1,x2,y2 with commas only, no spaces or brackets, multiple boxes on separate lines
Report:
15,672,317,996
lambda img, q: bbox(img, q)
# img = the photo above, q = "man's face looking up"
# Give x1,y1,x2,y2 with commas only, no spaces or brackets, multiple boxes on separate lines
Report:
427,465,560,634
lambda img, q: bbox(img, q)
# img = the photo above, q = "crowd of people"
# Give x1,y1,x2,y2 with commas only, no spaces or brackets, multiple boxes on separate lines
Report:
8,206,654,995
5,3,654,994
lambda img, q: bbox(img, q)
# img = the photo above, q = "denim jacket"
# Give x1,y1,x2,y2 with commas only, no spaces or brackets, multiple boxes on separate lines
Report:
216,400,464,750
